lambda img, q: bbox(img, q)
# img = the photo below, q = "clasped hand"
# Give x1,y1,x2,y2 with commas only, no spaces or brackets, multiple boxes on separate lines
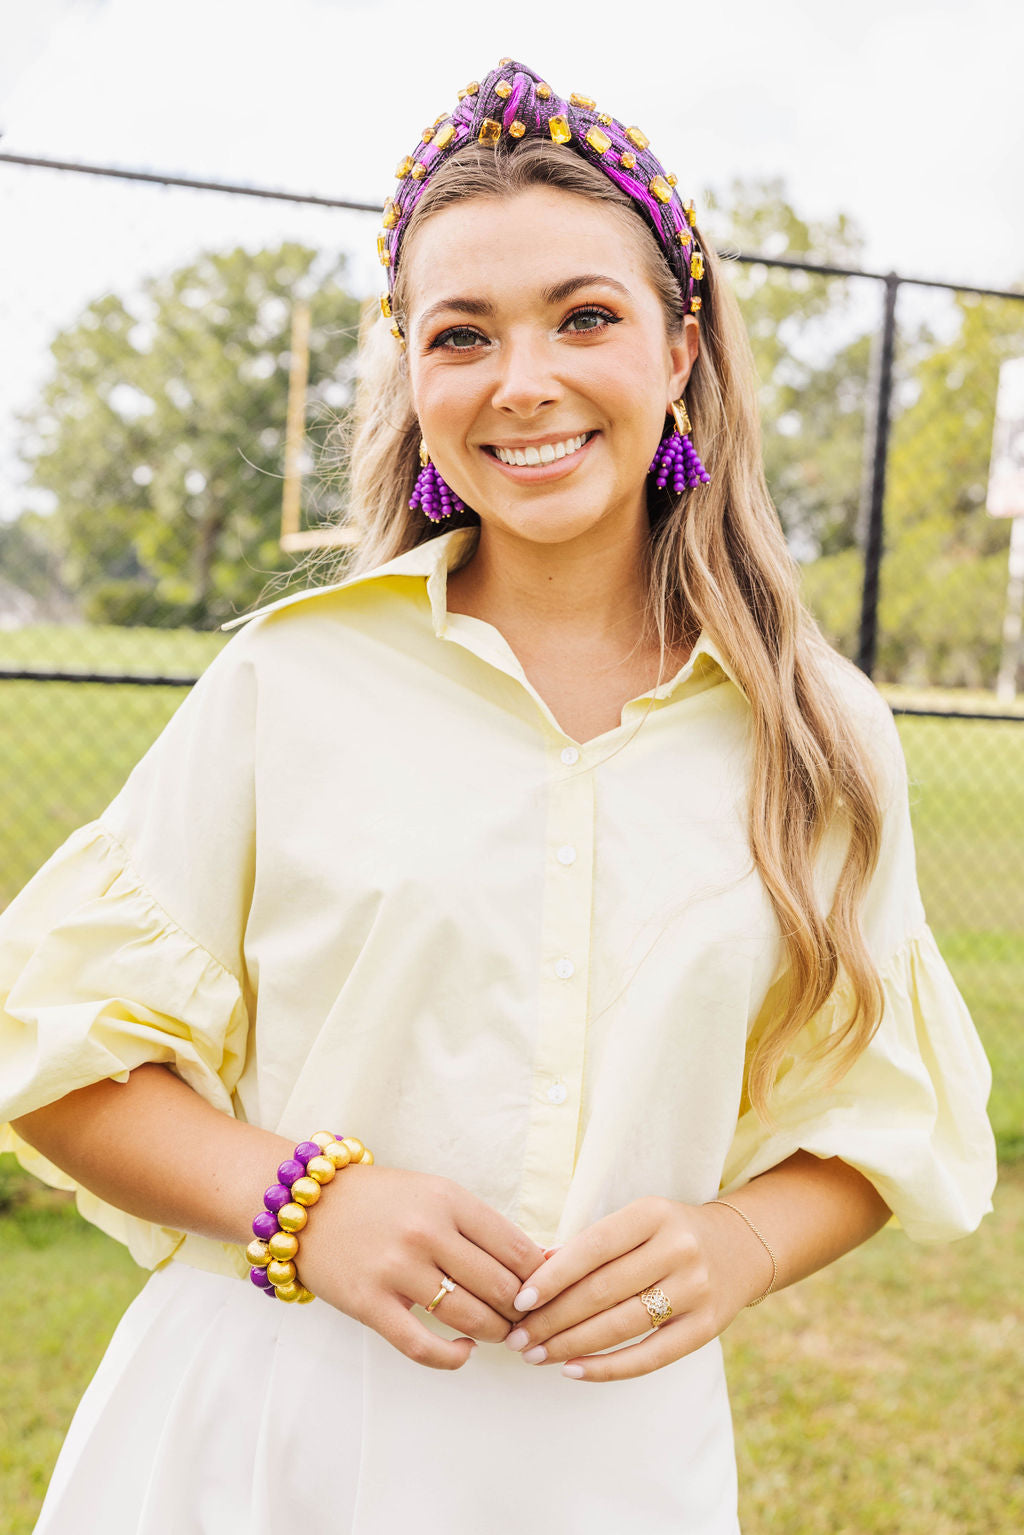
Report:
503,1196,768,1382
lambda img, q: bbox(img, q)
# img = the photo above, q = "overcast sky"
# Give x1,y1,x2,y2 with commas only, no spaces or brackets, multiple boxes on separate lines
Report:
1,0,1022,517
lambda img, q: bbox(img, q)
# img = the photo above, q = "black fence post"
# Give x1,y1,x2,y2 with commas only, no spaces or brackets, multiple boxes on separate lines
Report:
857,272,901,677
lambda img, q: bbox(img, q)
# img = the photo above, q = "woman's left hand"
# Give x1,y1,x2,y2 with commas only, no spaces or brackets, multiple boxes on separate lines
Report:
503,1196,774,1382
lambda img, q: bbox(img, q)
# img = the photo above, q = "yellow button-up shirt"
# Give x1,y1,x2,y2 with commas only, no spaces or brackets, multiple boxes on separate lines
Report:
0,524,997,1280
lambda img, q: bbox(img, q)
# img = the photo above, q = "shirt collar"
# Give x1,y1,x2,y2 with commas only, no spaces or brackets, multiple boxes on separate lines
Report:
220,525,747,702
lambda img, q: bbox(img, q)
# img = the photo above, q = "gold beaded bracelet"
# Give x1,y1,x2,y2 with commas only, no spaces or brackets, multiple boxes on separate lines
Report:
707,1198,778,1307
246,1131,374,1303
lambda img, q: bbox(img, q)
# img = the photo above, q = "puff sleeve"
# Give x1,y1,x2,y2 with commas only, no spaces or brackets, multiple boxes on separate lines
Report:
0,634,257,1269
719,668,997,1243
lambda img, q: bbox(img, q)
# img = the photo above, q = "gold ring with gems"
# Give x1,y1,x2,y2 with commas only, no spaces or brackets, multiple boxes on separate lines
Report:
426,1274,457,1312
639,1285,673,1328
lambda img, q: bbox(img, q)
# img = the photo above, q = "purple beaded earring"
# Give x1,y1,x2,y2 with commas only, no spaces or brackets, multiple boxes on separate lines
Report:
648,398,710,493
409,437,467,522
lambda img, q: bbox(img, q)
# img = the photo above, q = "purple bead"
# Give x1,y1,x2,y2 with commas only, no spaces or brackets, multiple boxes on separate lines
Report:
250,1266,273,1289
263,1183,291,1213
277,1158,306,1186
261,1284,278,1297
252,1210,278,1241
293,1142,321,1166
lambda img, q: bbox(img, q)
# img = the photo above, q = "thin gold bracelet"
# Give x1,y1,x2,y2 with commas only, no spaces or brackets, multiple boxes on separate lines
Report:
707,1198,778,1306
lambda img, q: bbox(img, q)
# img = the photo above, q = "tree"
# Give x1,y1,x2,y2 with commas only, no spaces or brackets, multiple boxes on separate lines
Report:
17,242,361,627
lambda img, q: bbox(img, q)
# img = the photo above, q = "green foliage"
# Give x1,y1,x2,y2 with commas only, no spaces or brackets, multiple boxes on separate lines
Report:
15,244,361,628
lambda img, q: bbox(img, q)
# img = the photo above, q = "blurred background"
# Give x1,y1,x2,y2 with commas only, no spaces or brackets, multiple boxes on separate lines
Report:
1,3,1022,1531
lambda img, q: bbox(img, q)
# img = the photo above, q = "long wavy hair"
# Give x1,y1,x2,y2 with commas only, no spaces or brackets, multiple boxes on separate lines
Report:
318,138,887,1127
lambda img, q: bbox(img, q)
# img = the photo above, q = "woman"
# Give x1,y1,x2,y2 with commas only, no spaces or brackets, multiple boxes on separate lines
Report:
1,58,996,1534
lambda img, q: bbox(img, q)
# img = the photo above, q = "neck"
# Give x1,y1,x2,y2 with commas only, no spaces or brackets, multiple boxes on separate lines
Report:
446,514,655,658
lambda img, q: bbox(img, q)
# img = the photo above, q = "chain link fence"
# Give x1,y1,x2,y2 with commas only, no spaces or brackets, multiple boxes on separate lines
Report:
1,154,1022,1155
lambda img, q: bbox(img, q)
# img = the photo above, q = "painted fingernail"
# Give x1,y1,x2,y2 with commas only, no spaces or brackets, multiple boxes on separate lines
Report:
514,1287,539,1311
523,1345,547,1364
563,1364,585,1378
505,1328,529,1351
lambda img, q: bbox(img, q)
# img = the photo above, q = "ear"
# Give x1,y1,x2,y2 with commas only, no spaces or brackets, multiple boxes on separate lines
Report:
667,315,700,400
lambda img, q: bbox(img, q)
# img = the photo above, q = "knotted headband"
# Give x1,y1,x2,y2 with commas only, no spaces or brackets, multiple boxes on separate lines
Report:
377,57,704,336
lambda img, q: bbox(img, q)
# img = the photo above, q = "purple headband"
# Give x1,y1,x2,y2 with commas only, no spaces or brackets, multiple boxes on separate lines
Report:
377,57,704,336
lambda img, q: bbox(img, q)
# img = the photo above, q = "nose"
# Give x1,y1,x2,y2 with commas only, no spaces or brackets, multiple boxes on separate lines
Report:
489,330,562,417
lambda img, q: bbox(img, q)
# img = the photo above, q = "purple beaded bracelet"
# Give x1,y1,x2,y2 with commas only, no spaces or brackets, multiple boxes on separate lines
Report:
245,1131,374,1302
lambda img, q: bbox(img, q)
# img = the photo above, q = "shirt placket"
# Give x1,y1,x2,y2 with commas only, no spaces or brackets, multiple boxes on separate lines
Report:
516,741,596,1244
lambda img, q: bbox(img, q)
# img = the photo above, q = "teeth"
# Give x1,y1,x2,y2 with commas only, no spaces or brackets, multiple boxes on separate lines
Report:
493,432,589,466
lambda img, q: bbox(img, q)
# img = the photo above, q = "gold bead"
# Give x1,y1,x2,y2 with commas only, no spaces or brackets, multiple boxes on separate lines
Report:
359,1149,375,1164
495,81,512,99
267,1258,296,1287
277,1202,308,1233
267,1230,299,1261
620,151,636,169
420,127,434,143
342,1137,366,1162
508,120,526,138
379,293,392,319
245,1238,271,1268
585,126,611,154
434,122,456,150
411,161,428,180
548,114,571,145
537,82,551,99
381,199,399,229
310,1131,335,1148
666,172,678,187
690,251,705,281
649,175,672,204
306,1155,336,1185
478,118,502,144
324,1139,351,1168
598,113,613,125
690,296,703,313
395,155,413,179
291,1176,321,1207
275,1279,304,1303
684,199,697,226
377,233,391,265
625,126,649,150
295,1286,316,1304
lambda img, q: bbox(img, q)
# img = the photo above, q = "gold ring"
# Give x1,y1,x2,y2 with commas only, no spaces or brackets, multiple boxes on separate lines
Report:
639,1285,673,1328
426,1274,456,1312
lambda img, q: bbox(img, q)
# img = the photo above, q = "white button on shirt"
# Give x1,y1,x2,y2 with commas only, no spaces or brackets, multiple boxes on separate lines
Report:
546,1080,569,1105
556,845,577,866
560,746,579,765
554,957,575,979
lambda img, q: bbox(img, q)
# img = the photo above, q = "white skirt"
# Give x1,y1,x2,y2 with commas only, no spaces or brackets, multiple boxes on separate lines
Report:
35,1262,741,1534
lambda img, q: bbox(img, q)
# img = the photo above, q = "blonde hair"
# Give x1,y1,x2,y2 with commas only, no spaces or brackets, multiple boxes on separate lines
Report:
319,139,887,1127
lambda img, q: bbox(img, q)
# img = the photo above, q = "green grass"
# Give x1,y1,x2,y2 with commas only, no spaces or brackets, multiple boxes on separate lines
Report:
0,1167,1020,1534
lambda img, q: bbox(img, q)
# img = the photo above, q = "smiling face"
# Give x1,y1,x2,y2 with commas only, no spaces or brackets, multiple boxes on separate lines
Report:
402,185,698,551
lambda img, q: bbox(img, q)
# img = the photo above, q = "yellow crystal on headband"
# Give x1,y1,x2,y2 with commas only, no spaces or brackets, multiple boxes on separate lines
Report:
391,323,404,340
420,127,434,143
434,113,448,126
479,118,502,144
382,198,398,228
625,126,649,150
499,55,512,65
684,199,697,226
411,161,428,180
570,92,596,109
496,81,512,98
666,172,678,187
598,113,613,125
509,120,527,138
620,151,636,169
434,122,456,149
380,293,392,318
395,156,413,179
585,125,612,154
537,82,552,98
649,175,672,203
690,251,705,281
690,296,702,313
548,115,571,144
377,233,391,265
457,82,480,101
675,228,692,249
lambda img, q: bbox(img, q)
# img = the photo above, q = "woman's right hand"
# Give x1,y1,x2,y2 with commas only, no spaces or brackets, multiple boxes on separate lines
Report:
295,1162,549,1370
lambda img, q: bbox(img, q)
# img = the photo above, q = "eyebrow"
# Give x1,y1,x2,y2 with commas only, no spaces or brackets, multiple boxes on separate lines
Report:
415,274,634,334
